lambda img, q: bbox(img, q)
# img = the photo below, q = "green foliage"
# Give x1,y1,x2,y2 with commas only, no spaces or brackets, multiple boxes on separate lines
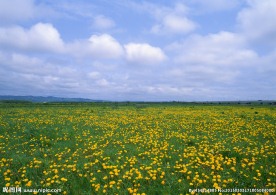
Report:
0,103,275,194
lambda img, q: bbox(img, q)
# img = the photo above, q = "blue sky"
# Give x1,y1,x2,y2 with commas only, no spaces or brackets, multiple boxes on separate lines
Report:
0,0,275,101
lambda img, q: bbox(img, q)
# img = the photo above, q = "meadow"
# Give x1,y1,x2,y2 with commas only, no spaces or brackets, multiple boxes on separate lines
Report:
0,102,275,194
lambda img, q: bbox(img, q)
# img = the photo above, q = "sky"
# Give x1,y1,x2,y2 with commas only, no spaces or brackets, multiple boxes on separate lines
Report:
0,0,275,101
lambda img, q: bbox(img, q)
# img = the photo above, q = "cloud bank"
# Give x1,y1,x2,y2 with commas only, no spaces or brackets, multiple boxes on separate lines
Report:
0,0,275,101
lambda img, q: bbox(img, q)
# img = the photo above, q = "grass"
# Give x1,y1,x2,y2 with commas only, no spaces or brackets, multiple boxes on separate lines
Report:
0,103,275,194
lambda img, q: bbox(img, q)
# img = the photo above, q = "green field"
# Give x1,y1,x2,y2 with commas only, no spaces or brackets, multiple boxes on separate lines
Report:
0,103,275,194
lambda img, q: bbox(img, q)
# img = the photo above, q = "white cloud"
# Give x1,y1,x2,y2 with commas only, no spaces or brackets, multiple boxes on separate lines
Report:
0,1,275,101
0,52,76,77
88,34,123,58
237,0,276,46
93,15,115,29
151,14,196,34
87,71,101,79
0,23,64,52
127,1,196,35
167,31,258,83
149,2,197,35
96,79,110,87
28,23,64,52
69,34,123,59
170,31,257,67
0,51,85,95
124,43,166,65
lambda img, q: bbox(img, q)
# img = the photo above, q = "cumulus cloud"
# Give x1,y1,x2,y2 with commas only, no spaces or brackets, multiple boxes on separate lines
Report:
150,3,197,34
237,0,276,47
93,15,115,29
124,43,166,65
170,31,258,67
69,34,123,59
151,14,196,34
88,34,123,58
0,23,64,52
167,31,258,83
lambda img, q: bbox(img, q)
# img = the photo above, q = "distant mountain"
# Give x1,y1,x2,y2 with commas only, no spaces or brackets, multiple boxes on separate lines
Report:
0,95,103,103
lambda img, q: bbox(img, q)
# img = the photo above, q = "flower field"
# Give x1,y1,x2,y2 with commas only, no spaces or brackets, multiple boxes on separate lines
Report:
0,103,275,194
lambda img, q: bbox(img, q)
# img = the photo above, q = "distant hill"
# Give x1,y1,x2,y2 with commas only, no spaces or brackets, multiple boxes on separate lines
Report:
0,95,103,103
0,95,275,105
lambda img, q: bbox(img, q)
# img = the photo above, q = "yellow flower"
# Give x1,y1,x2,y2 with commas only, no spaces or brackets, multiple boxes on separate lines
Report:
213,182,219,188
128,188,133,193
26,181,32,187
61,177,67,182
